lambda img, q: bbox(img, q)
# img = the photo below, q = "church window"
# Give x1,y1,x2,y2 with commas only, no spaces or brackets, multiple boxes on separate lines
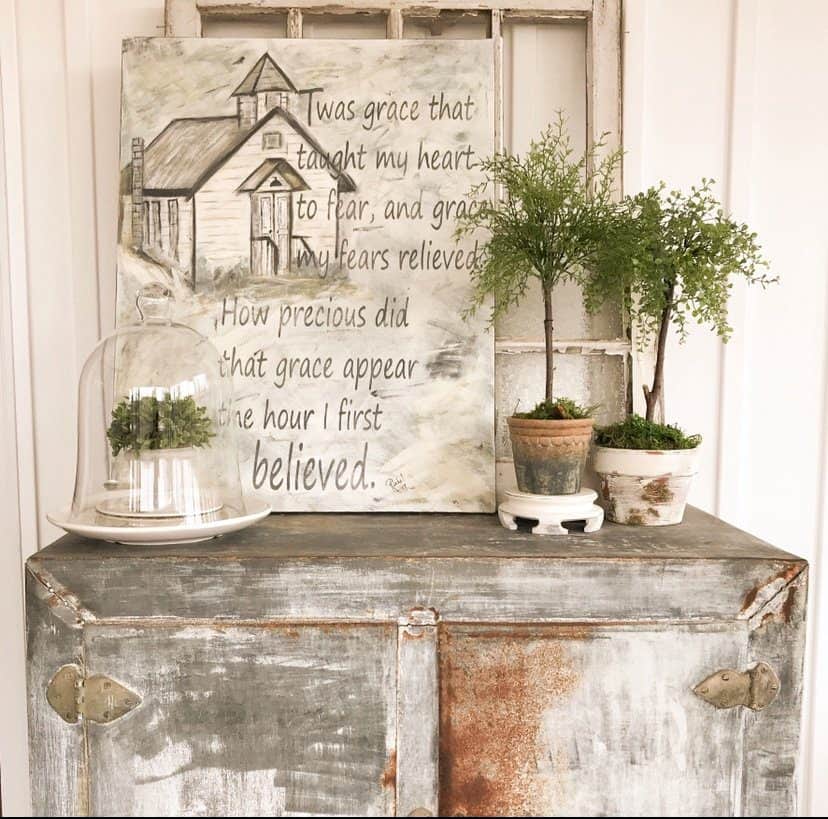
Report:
263,132,283,150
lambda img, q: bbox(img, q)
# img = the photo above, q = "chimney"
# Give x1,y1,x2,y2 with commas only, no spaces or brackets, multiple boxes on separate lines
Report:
131,137,144,250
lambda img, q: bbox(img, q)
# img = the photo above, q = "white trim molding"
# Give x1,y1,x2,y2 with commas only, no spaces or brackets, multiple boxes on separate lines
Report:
0,0,36,813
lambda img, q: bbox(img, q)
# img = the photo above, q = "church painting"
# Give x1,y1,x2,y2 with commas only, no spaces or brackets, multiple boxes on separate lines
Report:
117,38,496,513
121,53,356,290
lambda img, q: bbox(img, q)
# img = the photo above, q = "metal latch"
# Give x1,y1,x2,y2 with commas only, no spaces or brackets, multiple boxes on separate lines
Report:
47,664,141,724
693,661,780,711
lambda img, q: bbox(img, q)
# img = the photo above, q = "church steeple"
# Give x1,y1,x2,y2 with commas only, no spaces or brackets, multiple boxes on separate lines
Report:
231,53,298,128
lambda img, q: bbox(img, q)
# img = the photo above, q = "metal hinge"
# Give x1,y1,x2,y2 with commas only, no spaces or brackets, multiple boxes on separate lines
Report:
47,664,142,725
693,661,780,711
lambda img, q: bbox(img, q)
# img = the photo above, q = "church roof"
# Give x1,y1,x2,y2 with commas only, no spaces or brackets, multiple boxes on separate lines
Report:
231,54,298,96
130,107,356,196
237,158,310,192
140,116,247,195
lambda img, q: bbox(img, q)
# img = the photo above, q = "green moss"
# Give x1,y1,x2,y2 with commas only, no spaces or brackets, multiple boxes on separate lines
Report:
595,414,701,450
107,395,214,457
515,397,598,421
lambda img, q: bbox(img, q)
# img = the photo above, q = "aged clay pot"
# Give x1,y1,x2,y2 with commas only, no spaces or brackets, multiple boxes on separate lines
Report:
593,446,701,526
507,416,594,495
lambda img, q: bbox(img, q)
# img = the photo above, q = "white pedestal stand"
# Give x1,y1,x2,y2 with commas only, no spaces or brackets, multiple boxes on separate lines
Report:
498,489,604,535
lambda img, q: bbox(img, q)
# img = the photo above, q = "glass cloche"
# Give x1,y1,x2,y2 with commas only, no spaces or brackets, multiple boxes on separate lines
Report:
52,284,269,544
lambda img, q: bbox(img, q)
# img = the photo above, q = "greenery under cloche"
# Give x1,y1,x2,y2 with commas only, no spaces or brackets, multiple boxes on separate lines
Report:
107,394,214,457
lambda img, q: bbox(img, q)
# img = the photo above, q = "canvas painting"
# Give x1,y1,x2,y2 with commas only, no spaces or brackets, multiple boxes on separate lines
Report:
117,37,495,511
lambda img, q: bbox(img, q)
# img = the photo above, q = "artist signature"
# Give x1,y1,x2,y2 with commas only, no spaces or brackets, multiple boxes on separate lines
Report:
386,474,410,493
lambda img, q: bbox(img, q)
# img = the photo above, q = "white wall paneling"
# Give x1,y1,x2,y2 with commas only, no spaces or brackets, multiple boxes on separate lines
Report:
0,0,35,811
1,0,827,814
625,0,828,814
0,1,165,813
742,2,828,810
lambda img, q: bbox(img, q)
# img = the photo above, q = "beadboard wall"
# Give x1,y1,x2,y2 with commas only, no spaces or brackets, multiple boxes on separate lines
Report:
1,0,827,814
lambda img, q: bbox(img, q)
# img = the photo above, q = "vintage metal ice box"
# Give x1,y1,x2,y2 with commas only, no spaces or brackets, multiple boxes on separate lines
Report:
27,509,806,816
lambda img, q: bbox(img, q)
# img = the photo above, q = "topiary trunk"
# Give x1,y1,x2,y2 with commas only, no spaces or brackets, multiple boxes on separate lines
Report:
543,282,554,402
643,284,674,423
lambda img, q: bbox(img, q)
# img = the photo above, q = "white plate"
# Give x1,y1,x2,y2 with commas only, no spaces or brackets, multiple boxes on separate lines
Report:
47,499,271,545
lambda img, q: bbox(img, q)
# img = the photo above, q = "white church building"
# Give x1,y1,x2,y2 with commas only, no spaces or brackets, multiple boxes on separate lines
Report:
123,53,356,289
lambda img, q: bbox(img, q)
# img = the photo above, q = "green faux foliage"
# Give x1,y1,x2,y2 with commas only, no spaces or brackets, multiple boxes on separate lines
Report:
586,179,774,346
457,113,622,318
516,397,599,421
107,395,214,457
584,179,775,422
458,113,622,404
595,414,701,451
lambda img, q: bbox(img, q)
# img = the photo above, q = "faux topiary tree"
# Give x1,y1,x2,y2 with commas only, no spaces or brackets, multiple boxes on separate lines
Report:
457,113,622,407
586,179,774,422
457,115,623,497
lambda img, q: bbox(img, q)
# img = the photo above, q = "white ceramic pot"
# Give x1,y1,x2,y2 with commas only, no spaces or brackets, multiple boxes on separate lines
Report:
593,446,701,526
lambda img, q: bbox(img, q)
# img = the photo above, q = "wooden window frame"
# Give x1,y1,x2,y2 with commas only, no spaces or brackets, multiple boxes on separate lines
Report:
165,1,620,172
163,0,632,422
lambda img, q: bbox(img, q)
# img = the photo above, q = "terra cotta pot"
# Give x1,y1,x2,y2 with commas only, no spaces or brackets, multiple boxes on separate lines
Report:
507,416,594,495
593,446,701,525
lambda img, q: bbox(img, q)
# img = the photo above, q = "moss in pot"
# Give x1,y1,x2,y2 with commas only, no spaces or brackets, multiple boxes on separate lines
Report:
457,114,622,495
585,180,775,524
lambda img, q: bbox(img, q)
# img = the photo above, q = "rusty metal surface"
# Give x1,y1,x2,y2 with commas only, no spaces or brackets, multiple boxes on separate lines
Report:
743,568,808,816
438,623,752,816
27,510,807,817
439,626,581,816
740,562,804,618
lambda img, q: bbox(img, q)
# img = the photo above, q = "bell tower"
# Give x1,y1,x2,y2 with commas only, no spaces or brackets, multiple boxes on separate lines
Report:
231,53,299,128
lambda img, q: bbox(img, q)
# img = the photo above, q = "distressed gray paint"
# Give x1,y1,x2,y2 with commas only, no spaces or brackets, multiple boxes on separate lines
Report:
27,508,806,816
439,623,748,816
33,507,801,562
396,613,439,816
27,508,804,625
26,573,86,816
83,623,397,816
743,568,808,816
